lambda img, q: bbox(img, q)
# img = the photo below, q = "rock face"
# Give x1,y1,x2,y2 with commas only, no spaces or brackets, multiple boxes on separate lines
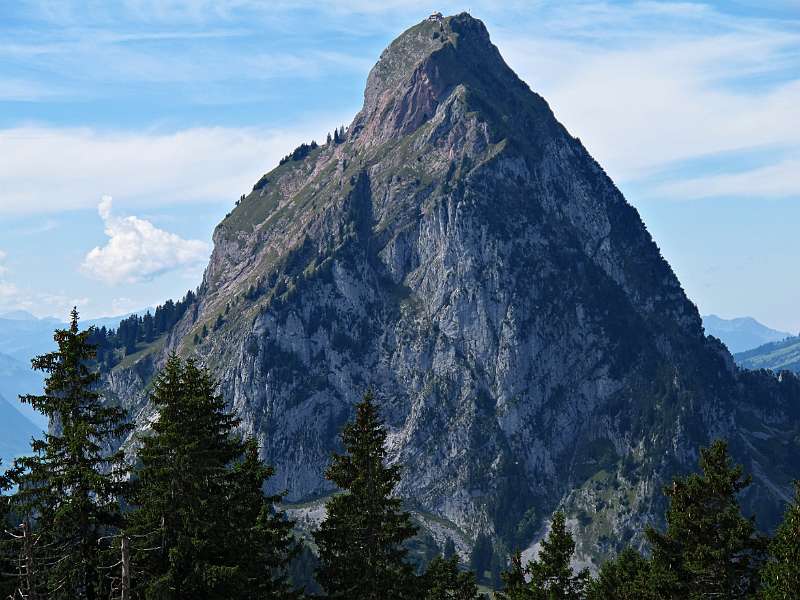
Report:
108,13,800,563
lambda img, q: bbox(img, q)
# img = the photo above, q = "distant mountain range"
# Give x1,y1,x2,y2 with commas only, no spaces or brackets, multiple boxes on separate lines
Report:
0,391,40,467
735,336,800,374
702,314,792,354
0,309,150,460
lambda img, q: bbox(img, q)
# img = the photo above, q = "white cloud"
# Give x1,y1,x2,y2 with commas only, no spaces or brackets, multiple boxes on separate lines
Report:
495,7,800,186
654,158,800,200
82,196,210,284
0,122,344,216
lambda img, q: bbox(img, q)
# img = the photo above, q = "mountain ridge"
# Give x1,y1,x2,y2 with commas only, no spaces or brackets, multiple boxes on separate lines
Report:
103,12,800,566
702,314,791,353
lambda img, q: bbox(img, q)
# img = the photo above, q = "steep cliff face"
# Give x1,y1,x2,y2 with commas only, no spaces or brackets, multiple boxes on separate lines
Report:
108,13,800,562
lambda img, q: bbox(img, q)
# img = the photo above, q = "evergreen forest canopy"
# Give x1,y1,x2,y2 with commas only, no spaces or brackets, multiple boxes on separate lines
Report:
0,313,798,599
88,290,197,371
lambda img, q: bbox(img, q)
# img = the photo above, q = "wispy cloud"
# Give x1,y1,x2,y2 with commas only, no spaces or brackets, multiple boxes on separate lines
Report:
654,157,800,200
495,2,800,192
0,121,343,216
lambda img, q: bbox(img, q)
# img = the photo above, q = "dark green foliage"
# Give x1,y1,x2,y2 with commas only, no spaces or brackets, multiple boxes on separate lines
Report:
526,512,586,599
0,461,17,599
497,513,585,599
287,544,322,596
422,555,482,599
225,440,300,599
11,309,132,599
760,481,800,598
469,532,492,583
279,141,319,165
646,439,767,599
88,290,196,367
253,174,270,191
314,390,418,600
407,531,441,574
126,355,298,599
495,552,527,600
585,547,652,600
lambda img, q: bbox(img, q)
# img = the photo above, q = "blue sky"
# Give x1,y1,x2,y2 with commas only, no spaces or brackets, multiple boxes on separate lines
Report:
0,1,799,331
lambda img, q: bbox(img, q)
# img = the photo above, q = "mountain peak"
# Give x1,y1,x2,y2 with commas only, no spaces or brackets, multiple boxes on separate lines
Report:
351,12,522,145
107,13,800,568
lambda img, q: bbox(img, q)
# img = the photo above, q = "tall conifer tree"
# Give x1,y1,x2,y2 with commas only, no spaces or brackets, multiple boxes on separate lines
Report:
526,512,585,599
760,481,800,599
646,439,766,599
225,440,300,599
314,390,418,600
496,513,585,600
0,461,17,599
127,355,297,599
11,308,131,599
496,551,528,600
585,547,652,600
422,555,482,599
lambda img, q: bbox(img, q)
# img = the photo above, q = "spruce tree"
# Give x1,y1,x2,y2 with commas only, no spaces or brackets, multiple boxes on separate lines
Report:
10,309,131,600
526,512,585,599
314,390,418,600
646,439,766,599
422,555,483,599
0,462,16,599
496,551,529,600
225,440,300,599
760,481,800,598
127,356,298,599
585,547,652,600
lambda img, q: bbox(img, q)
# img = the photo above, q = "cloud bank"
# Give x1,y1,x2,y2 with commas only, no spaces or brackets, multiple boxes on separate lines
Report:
82,196,209,284
0,123,342,216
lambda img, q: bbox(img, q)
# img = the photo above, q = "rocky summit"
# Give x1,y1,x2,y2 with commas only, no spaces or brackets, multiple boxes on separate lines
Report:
106,13,800,564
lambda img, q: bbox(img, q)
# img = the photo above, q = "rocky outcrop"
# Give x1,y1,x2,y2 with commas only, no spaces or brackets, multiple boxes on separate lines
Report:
108,13,800,564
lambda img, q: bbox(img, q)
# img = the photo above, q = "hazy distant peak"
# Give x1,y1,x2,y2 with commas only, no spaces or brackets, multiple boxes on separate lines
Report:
702,314,791,353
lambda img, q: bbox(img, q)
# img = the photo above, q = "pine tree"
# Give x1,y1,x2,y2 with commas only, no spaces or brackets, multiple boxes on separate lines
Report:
127,356,238,598
646,439,767,599
422,555,482,599
314,390,418,600
0,461,17,599
127,356,298,599
585,547,652,600
11,308,131,600
526,512,585,599
496,552,529,600
225,440,300,599
760,480,800,599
